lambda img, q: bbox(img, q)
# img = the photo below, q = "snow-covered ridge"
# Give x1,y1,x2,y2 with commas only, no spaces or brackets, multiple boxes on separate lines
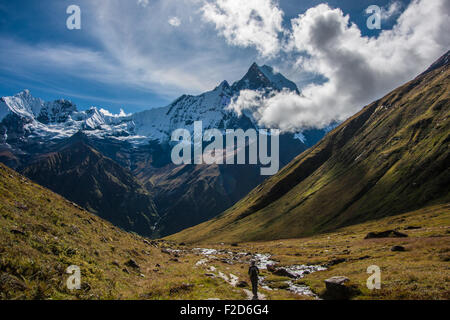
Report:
0,90,43,121
131,79,236,142
0,63,300,146
0,90,140,143
259,65,299,93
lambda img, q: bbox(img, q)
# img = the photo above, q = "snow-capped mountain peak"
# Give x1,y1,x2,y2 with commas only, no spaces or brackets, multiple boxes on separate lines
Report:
215,80,230,91
258,65,299,93
231,62,299,93
0,90,44,121
0,63,302,148
37,99,77,124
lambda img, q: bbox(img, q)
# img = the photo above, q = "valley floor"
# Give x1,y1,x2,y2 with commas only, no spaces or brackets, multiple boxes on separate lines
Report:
187,203,450,300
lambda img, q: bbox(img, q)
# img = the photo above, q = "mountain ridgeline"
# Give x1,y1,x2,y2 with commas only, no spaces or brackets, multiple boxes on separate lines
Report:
169,51,450,243
0,63,328,237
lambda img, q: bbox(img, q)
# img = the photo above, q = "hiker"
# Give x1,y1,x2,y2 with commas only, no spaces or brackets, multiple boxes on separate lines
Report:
248,260,260,300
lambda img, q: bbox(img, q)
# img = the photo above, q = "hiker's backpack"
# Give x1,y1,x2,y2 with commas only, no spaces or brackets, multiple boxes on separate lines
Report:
249,266,259,278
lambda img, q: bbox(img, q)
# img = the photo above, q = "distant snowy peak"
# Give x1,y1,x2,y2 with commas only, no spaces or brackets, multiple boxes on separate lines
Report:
132,79,235,141
258,65,299,93
0,90,140,145
231,62,299,93
215,80,230,91
0,90,44,121
37,99,77,124
0,90,130,127
0,90,80,125
131,63,300,142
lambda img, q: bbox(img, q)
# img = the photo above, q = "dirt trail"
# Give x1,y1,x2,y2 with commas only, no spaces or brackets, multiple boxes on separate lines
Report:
243,289,266,300
208,267,266,300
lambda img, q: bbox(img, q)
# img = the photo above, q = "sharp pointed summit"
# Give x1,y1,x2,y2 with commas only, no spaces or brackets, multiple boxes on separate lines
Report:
231,62,299,93
215,80,230,91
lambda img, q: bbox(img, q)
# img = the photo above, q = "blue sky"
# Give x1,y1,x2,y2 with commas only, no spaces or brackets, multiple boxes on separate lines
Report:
0,0,425,114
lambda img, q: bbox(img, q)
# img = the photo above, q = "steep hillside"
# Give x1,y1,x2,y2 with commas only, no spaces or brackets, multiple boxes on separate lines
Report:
21,132,159,237
169,51,450,243
0,163,252,300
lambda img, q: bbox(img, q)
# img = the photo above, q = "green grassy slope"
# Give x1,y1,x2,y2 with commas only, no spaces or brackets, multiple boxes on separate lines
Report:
169,52,450,243
0,163,246,300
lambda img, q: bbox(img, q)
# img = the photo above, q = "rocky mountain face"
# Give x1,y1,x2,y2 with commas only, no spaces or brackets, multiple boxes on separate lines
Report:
21,132,159,237
231,63,299,93
169,51,450,243
0,63,329,237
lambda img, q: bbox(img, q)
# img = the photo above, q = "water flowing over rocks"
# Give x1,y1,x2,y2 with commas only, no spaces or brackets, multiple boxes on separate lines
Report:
192,247,326,299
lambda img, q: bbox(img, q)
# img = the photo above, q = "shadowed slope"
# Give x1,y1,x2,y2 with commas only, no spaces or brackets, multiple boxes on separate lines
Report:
21,133,159,237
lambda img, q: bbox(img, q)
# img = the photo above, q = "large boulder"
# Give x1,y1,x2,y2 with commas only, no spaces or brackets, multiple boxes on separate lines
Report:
125,259,140,270
322,276,360,300
364,230,408,239
236,281,249,288
267,265,297,278
161,248,171,255
391,245,406,252
325,258,346,267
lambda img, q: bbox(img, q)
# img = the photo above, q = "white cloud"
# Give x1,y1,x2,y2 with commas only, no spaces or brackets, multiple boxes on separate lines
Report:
99,108,130,117
137,0,149,8
201,0,285,57
168,16,181,27
86,0,252,96
380,1,402,20
3,0,449,121
228,0,450,132
0,0,253,100
229,89,336,131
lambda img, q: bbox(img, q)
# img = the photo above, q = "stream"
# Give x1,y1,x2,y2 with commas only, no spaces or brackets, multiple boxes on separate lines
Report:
192,248,327,298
